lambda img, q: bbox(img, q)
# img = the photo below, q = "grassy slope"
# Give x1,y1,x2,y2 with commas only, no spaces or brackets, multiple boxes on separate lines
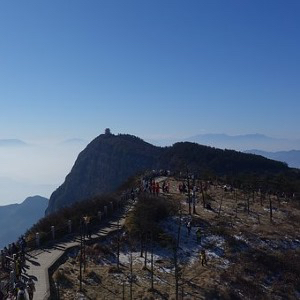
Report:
52,177,300,300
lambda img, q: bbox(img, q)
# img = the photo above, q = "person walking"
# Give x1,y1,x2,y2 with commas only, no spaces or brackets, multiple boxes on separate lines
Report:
27,278,35,300
15,257,22,280
83,216,91,239
156,182,160,196
6,291,15,300
186,221,192,237
200,250,207,266
20,237,27,261
152,181,156,195
16,285,29,300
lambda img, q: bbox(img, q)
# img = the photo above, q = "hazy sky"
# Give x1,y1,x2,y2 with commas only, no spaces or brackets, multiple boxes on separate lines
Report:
0,1,299,204
1,0,299,141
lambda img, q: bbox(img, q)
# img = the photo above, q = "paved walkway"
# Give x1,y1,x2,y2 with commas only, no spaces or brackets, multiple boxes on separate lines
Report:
25,177,169,300
25,206,132,300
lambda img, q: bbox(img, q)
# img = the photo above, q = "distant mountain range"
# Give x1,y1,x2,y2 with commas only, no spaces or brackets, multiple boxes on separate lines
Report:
148,133,300,152
0,177,56,205
245,150,300,169
0,196,48,249
0,139,28,147
46,132,293,215
186,133,300,152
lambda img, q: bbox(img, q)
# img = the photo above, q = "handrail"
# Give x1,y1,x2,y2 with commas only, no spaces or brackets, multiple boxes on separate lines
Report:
0,174,170,299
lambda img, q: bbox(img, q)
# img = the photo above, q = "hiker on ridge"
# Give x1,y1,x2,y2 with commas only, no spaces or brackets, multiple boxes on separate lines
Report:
186,221,192,237
156,182,160,196
200,249,207,266
83,216,91,239
16,285,29,300
27,278,35,300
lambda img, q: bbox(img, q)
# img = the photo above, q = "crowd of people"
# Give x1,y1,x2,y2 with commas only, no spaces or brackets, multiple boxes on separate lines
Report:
141,175,170,195
0,237,35,300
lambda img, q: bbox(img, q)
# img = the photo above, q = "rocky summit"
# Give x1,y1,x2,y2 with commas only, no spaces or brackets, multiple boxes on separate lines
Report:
45,132,159,215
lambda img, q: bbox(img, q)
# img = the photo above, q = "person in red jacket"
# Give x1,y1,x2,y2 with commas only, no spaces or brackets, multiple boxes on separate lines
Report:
156,182,160,196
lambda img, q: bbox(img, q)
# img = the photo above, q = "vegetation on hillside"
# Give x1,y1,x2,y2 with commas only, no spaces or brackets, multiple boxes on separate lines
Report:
25,194,119,247
50,177,300,299
125,194,176,239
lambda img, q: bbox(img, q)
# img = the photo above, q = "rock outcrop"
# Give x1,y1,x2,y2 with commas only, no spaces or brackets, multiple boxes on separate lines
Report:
45,133,160,214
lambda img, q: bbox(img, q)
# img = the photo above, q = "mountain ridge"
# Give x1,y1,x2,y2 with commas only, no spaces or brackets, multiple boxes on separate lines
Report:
46,132,294,215
0,195,48,248
148,133,300,151
245,149,300,169
186,133,300,151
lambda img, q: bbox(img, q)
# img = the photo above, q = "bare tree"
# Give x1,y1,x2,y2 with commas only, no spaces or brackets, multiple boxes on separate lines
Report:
187,169,191,215
150,232,154,291
277,193,281,207
122,280,125,300
247,195,250,215
83,233,86,272
130,247,133,300
260,190,264,206
218,193,224,217
177,206,182,249
79,218,83,292
140,232,144,258
269,193,273,223
174,247,180,300
174,208,182,299
117,219,120,270
143,233,148,269
235,189,238,218
192,175,196,214
200,181,206,209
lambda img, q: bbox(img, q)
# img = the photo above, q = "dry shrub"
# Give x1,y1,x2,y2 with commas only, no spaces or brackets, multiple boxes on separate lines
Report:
95,244,112,256
224,248,300,299
125,194,175,238
86,269,101,284
210,224,228,237
107,266,122,274
226,236,249,253
157,232,175,249
53,268,72,287
286,211,300,224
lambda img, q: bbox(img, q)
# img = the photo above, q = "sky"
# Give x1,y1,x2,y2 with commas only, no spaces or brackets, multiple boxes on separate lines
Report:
0,0,299,204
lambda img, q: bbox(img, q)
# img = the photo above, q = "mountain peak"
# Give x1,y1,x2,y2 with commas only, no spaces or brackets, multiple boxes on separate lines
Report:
45,133,159,215
0,195,48,248
22,195,49,205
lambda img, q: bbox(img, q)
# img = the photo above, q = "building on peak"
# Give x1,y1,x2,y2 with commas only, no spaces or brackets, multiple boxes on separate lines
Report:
105,128,112,135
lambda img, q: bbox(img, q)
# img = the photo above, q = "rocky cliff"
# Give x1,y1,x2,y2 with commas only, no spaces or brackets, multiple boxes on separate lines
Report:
45,133,160,214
